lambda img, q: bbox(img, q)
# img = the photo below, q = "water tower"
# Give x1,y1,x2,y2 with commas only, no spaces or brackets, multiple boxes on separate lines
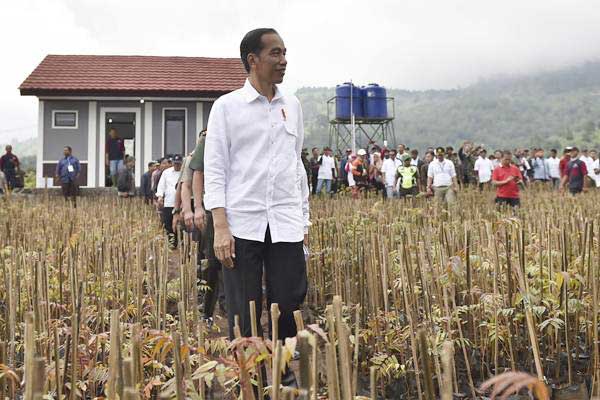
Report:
327,82,396,151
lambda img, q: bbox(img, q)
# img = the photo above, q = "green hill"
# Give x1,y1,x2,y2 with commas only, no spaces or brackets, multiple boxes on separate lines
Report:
297,61,600,151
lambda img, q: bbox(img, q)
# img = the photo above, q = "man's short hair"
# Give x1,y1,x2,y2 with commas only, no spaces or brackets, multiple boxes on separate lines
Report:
572,147,579,152
64,146,72,152
240,28,278,73
502,150,512,157
312,147,318,151
550,149,557,153
446,146,454,151
147,162,155,168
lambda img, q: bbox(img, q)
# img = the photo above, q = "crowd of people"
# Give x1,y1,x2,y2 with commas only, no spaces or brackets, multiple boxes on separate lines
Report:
304,141,598,207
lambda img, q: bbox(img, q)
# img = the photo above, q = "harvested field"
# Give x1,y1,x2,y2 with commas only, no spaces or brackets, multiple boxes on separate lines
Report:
0,190,598,399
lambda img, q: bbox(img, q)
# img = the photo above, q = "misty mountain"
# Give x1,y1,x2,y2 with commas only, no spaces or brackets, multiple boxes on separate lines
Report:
297,61,600,151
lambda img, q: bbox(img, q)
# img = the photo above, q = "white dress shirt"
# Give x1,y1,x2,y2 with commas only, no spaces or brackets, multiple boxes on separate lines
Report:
474,156,494,183
156,167,181,208
317,155,335,180
204,79,310,243
427,158,456,187
381,158,397,187
547,156,560,178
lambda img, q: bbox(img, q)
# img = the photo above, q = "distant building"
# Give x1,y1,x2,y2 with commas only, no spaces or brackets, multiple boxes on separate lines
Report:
20,55,246,188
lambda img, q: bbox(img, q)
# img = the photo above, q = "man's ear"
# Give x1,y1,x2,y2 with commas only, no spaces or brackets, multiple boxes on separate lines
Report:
247,53,257,70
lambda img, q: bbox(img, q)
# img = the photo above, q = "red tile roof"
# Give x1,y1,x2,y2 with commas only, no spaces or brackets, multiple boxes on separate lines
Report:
20,55,247,97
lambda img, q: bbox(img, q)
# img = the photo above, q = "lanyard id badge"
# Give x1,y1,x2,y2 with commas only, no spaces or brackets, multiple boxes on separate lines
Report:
67,162,74,173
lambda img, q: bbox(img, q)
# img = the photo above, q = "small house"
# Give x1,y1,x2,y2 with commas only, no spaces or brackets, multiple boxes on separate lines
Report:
20,54,246,188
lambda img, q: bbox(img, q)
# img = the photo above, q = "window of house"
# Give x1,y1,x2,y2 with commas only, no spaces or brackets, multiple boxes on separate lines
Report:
52,110,78,129
164,109,186,155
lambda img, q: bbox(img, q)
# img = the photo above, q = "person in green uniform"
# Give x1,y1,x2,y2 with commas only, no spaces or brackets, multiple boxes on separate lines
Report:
181,129,226,326
395,154,420,198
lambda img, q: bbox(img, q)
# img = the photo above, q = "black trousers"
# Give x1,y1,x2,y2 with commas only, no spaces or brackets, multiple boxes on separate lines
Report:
224,226,307,340
161,207,177,248
311,173,318,195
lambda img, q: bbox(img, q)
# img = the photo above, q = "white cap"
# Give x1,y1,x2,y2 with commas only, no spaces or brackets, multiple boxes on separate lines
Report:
357,149,367,156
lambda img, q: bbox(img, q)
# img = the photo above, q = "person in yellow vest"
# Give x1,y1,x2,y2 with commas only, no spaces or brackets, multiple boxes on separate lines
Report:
395,154,420,198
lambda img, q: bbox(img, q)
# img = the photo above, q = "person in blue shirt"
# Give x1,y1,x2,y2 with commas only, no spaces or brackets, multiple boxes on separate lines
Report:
55,146,81,207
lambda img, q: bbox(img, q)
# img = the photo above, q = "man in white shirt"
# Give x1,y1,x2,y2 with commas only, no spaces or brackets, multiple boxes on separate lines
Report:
316,147,335,195
381,151,397,198
204,28,309,386
546,148,561,189
156,154,183,248
579,148,593,173
589,149,600,188
474,149,494,191
427,147,458,205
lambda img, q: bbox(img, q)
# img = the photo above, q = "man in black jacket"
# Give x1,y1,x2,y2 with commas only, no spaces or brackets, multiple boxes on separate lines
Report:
141,161,157,203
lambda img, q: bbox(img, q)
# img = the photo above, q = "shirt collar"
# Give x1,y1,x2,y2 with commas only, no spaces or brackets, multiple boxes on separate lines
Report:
242,79,283,103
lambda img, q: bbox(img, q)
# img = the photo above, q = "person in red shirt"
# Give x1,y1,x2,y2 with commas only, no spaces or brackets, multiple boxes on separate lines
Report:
492,150,523,208
559,147,572,178
560,147,588,194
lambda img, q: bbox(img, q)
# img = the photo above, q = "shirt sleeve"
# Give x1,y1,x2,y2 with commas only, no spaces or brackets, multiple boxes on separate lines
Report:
449,161,456,177
189,138,206,172
183,158,194,184
427,163,434,178
295,99,311,234
581,161,588,176
156,171,167,198
203,100,229,210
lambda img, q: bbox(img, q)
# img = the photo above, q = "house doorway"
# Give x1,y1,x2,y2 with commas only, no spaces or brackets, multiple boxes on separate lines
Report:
99,107,141,188
105,112,136,186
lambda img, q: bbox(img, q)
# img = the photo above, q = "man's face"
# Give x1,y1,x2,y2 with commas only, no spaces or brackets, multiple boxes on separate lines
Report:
550,151,556,157
160,160,169,170
5,145,11,153
325,149,332,156
494,151,502,159
63,147,70,157
109,129,118,138
501,154,511,166
411,152,418,159
571,150,579,159
591,151,597,159
250,33,287,84
537,150,544,158
397,145,405,153
149,164,156,172
425,153,433,163
437,153,444,161
173,162,182,171
480,151,487,158
446,149,453,156
312,149,319,157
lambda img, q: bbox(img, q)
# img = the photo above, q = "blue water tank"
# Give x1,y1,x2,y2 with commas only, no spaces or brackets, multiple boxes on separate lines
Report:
335,82,364,120
364,83,388,120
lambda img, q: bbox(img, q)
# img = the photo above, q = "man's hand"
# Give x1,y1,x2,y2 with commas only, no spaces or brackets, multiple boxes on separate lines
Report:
183,209,194,230
172,213,180,233
214,225,235,268
304,234,309,246
157,197,164,209
194,208,206,231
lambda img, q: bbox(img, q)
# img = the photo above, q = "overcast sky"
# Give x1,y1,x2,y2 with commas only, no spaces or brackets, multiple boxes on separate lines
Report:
2,0,600,142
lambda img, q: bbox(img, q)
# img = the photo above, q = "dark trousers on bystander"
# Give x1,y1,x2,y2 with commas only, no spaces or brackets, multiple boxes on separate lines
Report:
223,226,307,341
161,207,177,248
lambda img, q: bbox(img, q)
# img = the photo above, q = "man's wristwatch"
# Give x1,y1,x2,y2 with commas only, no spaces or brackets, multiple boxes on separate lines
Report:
172,208,182,215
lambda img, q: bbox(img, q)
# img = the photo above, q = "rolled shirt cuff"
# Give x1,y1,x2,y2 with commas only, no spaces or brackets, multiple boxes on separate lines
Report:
203,192,225,211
